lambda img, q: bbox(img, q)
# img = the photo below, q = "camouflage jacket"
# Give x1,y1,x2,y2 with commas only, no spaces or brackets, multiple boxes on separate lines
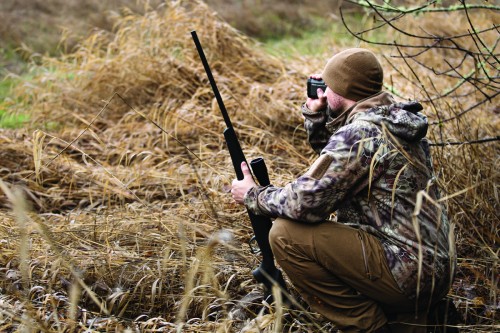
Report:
244,91,455,301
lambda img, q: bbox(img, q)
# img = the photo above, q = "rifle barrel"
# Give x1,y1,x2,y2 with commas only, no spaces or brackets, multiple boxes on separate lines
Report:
191,31,233,129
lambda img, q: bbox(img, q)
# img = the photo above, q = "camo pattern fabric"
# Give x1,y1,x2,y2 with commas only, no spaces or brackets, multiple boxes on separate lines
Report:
244,92,455,301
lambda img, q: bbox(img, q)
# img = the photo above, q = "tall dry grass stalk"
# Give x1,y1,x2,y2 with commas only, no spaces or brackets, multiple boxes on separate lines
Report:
0,0,498,331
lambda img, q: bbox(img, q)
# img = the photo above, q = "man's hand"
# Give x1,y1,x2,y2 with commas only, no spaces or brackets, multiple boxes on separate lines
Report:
231,162,257,205
306,74,327,112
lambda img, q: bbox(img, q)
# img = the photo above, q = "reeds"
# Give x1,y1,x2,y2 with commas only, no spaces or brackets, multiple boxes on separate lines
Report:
0,0,498,331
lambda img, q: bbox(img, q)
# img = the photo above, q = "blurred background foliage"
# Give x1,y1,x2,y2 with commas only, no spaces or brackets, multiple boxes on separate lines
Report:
0,0,359,74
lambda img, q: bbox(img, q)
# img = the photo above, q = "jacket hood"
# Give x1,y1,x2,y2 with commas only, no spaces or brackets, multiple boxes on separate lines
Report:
347,92,428,142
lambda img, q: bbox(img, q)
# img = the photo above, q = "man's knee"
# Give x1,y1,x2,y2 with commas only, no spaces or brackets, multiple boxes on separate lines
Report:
269,218,290,256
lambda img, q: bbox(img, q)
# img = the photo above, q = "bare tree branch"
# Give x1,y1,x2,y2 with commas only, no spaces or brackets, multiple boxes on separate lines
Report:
346,0,500,13
431,90,500,125
429,136,500,146
342,0,499,125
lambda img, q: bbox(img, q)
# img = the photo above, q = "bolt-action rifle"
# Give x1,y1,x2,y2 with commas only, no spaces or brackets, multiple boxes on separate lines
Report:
191,31,286,301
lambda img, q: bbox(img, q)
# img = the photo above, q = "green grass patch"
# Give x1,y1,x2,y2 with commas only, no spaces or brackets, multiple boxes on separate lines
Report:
0,109,29,128
261,13,391,58
261,27,352,57
0,77,29,128
0,78,13,100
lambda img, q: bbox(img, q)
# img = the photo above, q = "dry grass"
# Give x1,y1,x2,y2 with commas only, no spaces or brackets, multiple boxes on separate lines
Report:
0,0,498,332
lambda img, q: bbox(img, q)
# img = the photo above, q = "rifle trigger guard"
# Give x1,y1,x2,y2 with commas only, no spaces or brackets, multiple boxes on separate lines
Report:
248,235,261,254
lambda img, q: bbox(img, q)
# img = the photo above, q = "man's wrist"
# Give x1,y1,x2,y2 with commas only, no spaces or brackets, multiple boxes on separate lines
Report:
244,185,272,216
303,102,326,115
306,101,326,113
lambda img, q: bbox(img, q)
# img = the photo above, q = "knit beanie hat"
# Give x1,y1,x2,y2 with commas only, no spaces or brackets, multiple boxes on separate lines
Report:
322,48,383,101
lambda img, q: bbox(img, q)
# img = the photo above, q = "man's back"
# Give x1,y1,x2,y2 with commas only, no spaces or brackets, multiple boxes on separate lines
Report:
332,93,454,302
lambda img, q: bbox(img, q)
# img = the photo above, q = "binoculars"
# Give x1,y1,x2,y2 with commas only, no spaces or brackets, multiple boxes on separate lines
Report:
307,78,327,99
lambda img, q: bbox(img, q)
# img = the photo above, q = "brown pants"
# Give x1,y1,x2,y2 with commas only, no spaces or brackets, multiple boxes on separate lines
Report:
269,218,428,333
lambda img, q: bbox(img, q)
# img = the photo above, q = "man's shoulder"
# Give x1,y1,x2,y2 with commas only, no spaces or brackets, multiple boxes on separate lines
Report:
323,120,383,152
334,118,382,139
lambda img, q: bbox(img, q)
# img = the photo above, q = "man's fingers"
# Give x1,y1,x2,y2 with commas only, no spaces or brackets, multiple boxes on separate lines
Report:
241,161,252,178
310,73,322,80
317,88,324,99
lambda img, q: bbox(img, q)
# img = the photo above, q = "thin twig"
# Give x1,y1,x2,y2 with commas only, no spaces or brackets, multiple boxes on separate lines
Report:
429,136,500,147
431,90,500,124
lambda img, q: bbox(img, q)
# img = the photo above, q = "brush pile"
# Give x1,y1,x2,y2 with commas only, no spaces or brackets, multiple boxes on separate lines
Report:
0,0,498,331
